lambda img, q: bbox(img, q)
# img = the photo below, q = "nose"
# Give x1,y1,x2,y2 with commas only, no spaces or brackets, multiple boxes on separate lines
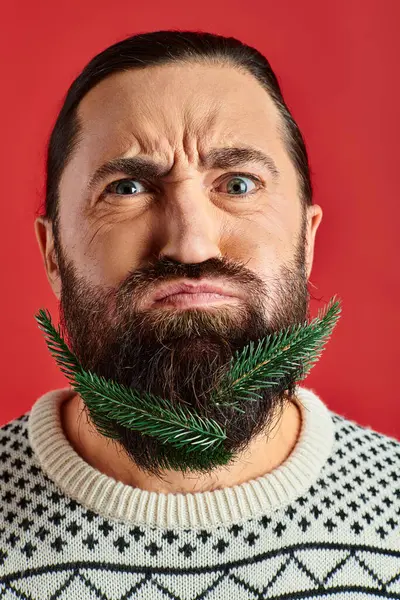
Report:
157,183,223,264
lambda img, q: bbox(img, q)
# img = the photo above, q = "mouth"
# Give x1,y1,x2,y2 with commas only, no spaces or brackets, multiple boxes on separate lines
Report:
154,291,240,308
148,281,242,309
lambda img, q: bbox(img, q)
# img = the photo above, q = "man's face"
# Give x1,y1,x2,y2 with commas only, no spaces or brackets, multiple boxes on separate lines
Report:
36,61,322,474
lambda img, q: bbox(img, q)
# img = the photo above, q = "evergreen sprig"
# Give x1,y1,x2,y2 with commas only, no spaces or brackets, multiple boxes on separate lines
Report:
35,296,341,469
210,296,341,410
35,309,230,462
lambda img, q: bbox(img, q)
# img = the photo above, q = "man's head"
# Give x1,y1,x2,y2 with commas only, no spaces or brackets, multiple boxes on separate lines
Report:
35,30,322,475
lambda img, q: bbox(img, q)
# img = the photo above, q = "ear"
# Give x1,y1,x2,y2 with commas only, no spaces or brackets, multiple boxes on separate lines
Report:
305,204,323,279
34,216,61,300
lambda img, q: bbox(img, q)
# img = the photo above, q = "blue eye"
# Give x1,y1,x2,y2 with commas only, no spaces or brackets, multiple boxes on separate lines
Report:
107,179,148,195
223,176,257,195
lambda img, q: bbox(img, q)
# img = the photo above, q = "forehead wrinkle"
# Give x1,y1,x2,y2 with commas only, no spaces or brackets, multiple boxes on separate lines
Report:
169,100,237,172
76,69,283,185
112,104,228,176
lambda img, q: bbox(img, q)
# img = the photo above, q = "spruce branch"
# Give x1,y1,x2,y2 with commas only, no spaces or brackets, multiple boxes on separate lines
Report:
35,296,341,467
36,309,81,387
35,309,229,459
210,297,341,408
72,370,227,454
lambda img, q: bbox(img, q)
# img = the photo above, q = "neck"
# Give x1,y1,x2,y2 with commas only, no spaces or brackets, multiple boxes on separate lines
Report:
60,392,302,494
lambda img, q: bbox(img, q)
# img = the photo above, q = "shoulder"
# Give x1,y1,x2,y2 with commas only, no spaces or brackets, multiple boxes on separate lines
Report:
330,408,400,478
330,409,400,458
326,409,399,542
0,412,37,502
0,412,32,462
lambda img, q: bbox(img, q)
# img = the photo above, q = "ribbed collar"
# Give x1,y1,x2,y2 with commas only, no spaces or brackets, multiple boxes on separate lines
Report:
28,385,334,530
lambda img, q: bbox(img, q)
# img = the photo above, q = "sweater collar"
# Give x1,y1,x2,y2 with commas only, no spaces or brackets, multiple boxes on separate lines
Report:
28,385,334,530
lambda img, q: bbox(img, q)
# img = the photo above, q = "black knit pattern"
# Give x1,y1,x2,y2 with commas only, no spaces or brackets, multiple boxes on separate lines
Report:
0,409,399,599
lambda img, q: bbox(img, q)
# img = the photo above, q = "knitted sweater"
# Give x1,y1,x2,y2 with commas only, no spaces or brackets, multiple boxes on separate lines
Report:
0,386,399,599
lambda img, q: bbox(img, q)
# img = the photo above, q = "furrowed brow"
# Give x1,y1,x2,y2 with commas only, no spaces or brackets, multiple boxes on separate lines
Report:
87,146,280,193
203,147,280,182
87,157,169,193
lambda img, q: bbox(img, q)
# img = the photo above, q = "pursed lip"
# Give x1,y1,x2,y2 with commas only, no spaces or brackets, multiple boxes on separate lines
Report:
151,280,242,303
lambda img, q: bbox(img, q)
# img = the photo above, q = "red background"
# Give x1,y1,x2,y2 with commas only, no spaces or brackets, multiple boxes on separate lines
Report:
0,1,399,438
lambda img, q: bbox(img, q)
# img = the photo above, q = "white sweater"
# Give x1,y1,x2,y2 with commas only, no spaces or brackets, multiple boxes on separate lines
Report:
0,385,399,599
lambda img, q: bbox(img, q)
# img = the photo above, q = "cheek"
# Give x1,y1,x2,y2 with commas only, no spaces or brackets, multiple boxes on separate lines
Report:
61,189,301,289
63,213,149,288
228,200,301,272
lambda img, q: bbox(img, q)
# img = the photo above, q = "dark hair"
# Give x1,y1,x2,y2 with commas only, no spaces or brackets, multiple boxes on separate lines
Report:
42,30,313,240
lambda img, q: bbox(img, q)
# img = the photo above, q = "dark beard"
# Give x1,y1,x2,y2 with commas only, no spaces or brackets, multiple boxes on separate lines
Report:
55,223,309,477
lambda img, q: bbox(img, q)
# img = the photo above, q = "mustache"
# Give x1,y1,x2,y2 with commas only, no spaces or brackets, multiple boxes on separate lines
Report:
116,255,267,304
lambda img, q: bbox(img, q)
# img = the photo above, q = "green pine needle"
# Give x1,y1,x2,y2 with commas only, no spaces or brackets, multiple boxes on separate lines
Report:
211,296,341,408
35,296,341,467
36,309,81,387
72,370,227,454
35,309,229,461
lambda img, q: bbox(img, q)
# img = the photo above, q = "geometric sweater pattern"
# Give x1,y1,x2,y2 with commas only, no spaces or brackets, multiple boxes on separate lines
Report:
0,385,399,599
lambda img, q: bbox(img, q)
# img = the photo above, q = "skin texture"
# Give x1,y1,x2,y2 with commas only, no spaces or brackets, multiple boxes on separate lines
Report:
35,61,322,493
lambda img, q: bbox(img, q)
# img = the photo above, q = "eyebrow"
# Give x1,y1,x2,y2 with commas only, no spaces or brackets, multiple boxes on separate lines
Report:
87,146,280,193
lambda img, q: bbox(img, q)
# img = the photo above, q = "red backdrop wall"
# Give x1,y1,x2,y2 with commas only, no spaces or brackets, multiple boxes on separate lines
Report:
1,0,399,438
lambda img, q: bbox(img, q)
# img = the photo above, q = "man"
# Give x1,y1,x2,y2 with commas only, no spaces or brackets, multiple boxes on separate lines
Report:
0,30,398,599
